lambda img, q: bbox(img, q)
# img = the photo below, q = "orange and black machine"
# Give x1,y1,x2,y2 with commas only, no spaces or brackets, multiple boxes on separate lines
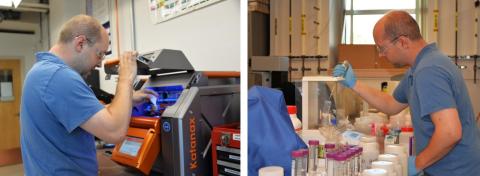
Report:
104,49,240,175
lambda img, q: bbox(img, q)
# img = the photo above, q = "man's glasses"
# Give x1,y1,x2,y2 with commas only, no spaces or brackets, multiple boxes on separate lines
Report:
376,34,407,54
81,36,107,61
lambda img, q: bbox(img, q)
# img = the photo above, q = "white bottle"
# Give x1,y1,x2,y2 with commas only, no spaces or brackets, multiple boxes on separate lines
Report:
399,127,414,156
378,154,402,176
259,166,284,176
288,106,302,133
384,145,407,176
371,161,395,176
359,136,379,170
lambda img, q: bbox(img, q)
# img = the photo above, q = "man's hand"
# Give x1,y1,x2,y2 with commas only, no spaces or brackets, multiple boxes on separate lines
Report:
133,89,159,105
118,51,138,82
332,64,356,88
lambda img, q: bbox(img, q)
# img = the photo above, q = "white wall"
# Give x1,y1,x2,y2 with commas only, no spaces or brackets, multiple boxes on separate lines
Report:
133,0,240,71
0,33,39,81
49,0,86,45
100,0,240,93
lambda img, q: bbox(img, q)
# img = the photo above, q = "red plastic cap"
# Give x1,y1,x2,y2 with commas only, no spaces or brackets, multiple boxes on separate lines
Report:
401,127,413,132
291,150,303,158
287,106,297,114
309,140,319,145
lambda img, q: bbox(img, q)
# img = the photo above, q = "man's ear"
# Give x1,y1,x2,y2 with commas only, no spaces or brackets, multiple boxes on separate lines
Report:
73,36,86,53
399,36,409,49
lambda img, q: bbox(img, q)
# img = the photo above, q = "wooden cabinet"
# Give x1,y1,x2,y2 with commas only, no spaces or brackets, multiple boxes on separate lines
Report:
338,44,406,69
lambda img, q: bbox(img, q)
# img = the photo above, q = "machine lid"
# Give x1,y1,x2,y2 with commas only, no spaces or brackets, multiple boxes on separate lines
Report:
103,49,194,76
138,49,194,76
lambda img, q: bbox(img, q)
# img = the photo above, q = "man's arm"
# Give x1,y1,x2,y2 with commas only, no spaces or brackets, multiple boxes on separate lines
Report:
352,81,408,115
80,51,137,144
415,108,462,170
332,64,408,115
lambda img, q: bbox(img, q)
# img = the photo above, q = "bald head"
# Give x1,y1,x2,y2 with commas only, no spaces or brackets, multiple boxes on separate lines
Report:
374,10,422,41
58,15,106,46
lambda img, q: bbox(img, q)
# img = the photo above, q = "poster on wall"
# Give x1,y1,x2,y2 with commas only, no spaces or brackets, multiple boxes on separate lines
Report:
148,0,224,24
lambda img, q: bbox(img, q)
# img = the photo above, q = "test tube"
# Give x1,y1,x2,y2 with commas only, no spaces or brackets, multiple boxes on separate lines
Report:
326,152,336,176
325,143,336,153
300,149,309,176
334,153,347,176
345,150,352,176
357,147,363,174
308,140,320,173
350,147,360,176
291,150,304,176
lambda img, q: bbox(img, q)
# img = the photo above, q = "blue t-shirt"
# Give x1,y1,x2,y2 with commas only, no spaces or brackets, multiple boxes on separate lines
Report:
20,52,104,175
394,43,480,175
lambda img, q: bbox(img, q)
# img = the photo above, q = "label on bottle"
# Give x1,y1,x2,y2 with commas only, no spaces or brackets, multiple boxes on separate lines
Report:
318,145,325,158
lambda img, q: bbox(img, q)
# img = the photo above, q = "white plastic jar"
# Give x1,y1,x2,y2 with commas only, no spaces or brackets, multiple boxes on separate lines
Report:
361,143,379,170
259,166,284,176
378,154,402,176
371,161,395,176
385,145,407,176
362,168,388,176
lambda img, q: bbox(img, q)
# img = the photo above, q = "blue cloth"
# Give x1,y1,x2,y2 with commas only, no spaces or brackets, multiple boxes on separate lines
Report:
393,43,480,175
248,86,307,176
20,52,104,175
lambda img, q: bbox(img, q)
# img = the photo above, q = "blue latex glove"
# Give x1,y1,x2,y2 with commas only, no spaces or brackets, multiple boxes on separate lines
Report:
408,156,421,176
332,64,356,88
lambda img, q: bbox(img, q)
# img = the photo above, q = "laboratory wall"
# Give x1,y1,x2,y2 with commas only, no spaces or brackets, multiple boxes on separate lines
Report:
49,0,87,45
99,0,240,93
0,33,39,82
132,0,240,72
0,11,47,82
423,0,480,117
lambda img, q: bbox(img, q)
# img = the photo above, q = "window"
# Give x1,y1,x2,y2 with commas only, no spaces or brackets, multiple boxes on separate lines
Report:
342,0,418,44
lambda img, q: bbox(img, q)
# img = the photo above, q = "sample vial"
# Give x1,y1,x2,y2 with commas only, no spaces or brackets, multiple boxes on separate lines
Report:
326,152,336,176
325,143,336,153
300,149,309,176
308,140,320,173
334,153,347,176
291,150,304,176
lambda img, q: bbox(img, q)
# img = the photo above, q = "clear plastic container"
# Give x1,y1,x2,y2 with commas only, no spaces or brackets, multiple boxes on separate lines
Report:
308,140,320,173
345,149,355,176
291,150,304,176
334,153,347,176
354,147,363,175
300,149,309,176
326,152,336,176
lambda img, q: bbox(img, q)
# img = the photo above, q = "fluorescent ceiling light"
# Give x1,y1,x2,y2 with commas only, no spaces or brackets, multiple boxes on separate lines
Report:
0,0,23,8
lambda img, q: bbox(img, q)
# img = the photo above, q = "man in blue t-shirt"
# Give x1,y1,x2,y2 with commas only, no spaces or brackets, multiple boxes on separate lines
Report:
334,10,480,175
20,15,157,175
